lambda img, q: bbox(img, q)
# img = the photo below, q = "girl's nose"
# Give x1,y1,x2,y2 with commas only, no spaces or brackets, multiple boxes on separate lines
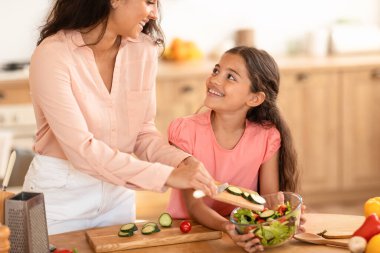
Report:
210,75,222,86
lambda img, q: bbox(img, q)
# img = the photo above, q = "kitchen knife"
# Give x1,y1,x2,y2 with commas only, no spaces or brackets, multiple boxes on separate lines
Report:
193,182,229,199
2,150,16,191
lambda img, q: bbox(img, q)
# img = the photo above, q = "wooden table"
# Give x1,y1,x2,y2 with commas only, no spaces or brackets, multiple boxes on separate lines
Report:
49,213,364,253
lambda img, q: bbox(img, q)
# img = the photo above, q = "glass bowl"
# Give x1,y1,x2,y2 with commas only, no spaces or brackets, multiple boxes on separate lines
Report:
229,191,302,248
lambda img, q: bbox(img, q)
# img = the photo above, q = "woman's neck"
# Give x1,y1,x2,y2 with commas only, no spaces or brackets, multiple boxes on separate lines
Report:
80,22,120,52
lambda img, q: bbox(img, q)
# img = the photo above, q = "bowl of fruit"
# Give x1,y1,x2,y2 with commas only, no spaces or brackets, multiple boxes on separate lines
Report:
229,191,302,248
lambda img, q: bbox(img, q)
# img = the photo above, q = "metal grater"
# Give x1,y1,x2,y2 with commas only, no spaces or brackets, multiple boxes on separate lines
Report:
5,192,49,253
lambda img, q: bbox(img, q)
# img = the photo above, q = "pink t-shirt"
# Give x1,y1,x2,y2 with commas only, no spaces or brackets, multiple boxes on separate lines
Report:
167,110,281,218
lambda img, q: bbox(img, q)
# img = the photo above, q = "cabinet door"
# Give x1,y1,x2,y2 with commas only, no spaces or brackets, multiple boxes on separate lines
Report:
342,68,380,190
156,77,206,137
278,71,340,194
0,79,31,105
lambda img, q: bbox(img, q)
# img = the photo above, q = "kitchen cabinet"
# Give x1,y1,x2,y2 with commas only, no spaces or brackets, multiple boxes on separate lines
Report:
0,77,35,151
277,70,340,195
0,79,30,105
156,76,206,137
341,68,380,190
155,61,212,137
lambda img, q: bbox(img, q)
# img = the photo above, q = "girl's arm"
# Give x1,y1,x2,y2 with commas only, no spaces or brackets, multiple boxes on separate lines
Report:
182,189,227,231
182,189,264,252
259,150,280,195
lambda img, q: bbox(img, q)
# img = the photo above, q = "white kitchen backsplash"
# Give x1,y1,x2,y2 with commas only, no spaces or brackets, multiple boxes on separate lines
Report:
0,0,380,65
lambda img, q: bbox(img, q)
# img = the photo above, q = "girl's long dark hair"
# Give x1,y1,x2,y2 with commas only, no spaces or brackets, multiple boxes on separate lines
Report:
226,46,299,192
37,0,165,46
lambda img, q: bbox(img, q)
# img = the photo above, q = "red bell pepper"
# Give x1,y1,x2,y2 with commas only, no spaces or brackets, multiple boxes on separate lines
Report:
352,213,380,241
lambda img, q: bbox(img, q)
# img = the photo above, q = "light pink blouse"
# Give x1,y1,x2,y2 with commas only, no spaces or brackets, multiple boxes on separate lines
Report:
167,110,281,218
29,30,189,192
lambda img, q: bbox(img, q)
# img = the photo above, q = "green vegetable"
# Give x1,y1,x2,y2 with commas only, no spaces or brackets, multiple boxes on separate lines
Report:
232,201,297,246
159,213,173,227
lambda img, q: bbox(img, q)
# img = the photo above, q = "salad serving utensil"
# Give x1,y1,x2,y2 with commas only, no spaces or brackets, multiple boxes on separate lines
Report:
294,232,349,248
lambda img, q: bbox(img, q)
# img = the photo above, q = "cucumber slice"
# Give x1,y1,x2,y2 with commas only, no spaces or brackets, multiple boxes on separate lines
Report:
142,225,160,235
158,212,173,227
259,210,275,219
248,193,266,205
226,186,243,196
120,223,137,232
118,230,134,237
242,191,250,200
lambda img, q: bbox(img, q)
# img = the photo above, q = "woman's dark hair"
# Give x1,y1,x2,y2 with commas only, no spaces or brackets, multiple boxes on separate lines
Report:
37,0,165,46
225,46,299,192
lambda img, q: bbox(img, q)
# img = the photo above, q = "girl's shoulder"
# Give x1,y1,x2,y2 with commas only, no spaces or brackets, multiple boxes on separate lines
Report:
169,111,210,133
246,121,280,138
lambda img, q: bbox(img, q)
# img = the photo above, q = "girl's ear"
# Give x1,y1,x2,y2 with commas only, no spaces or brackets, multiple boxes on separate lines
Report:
247,92,266,107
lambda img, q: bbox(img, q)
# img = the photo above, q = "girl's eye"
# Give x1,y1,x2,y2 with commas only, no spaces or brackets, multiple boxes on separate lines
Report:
212,67,219,75
147,0,155,4
227,73,236,81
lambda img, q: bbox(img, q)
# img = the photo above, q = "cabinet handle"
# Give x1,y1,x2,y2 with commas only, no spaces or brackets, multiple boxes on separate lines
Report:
180,85,194,93
371,69,380,79
296,73,308,82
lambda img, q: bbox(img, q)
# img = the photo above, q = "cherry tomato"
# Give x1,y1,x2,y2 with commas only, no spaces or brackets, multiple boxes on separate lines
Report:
180,221,192,233
53,249,73,253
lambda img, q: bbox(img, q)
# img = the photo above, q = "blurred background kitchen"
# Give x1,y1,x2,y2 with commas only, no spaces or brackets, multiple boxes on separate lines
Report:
1,0,380,219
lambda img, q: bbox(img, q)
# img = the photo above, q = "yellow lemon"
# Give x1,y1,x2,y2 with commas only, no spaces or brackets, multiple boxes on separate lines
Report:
364,197,380,217
366,234,380,253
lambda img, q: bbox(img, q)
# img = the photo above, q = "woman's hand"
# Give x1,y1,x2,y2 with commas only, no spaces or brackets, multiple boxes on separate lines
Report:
166,156,217,196
223,222,264,252
297,204,307,233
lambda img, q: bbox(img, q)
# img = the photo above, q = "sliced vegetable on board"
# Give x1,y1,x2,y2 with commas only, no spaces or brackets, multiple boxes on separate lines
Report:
158,213,173,227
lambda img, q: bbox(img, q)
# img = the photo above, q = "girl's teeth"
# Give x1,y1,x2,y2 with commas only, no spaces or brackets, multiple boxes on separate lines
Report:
209,89,224,96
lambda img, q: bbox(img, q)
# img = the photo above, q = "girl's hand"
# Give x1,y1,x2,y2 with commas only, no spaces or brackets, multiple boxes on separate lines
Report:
166,156,217,196
223,222,264,252
297,204,307,233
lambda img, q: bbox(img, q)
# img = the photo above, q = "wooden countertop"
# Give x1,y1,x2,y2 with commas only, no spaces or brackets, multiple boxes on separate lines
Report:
2,54,380,83
49,213,364,253
157,53,380,79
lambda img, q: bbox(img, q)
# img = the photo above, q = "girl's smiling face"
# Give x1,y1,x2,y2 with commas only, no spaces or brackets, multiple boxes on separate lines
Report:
204,53,257,113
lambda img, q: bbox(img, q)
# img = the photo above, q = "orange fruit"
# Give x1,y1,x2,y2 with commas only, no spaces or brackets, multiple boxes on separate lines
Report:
366,234,380,253
364,197,380,217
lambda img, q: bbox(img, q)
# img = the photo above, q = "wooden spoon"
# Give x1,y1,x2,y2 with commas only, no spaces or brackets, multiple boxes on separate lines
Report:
294,233,349,248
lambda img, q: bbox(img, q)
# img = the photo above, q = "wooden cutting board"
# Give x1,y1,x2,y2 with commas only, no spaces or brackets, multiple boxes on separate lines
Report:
86,220,222,252
212,184,264,211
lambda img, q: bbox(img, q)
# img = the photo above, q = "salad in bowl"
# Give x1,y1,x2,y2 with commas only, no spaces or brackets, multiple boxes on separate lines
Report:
229,191,302,247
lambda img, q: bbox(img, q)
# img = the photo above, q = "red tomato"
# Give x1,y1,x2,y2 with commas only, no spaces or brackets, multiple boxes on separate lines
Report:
180,221,192,233
53,249,73,253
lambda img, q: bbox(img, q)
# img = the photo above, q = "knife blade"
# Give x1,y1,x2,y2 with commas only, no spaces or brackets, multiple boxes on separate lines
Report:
2,150,16,191
193,182,229,199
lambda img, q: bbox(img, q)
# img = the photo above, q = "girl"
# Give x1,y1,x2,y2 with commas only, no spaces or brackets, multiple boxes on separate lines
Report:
167,46,299,252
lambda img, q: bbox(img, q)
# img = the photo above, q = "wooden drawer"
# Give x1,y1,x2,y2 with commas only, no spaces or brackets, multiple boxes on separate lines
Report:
0,79,31,105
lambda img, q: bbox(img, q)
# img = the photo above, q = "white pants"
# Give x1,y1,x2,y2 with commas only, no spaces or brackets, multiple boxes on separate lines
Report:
23,155,135,235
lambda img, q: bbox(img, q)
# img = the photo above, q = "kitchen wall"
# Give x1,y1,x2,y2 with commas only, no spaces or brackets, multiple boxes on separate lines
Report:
1,0,380,65
161,0,380,56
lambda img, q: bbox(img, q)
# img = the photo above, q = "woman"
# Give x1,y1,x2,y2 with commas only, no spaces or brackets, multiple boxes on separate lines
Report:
23,0,216,235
